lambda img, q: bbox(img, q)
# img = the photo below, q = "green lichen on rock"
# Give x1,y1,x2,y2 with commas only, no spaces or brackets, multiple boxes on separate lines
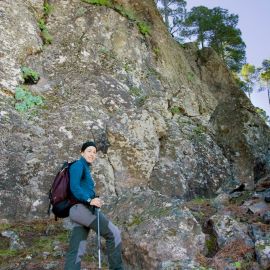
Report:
188,124,208,143
147,206,171,219
129,87,142,97
135,95,148,107
193,125,207,136
128,87,148,107
187,71,195,82
14,86,43,112
128,215,143,227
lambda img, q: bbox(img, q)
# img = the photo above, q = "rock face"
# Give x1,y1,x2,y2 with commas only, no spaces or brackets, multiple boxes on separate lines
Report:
0,0,270,268
0,1,43,90
184,45,270,190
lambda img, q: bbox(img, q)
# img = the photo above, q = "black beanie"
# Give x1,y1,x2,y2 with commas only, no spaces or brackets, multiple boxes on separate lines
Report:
81,141,97,152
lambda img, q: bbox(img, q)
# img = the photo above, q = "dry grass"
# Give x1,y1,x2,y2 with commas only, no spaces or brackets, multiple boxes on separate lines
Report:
222,203,263,224
196,239,254,270
0,218,104,270
215,240,253,261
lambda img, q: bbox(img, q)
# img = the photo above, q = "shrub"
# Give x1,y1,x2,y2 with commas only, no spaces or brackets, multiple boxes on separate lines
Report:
43,3,53,16
193,125,207,135
114,4,136,21
82,0,112,7
21,67,40,84
232,261,241,268
38,19,53,44
256,107,270,124
188,124,208,143
137,21,151,36
124,62,132,72
145,67,160,79
170,106,181,115
41,29,53,44
38,19,46,31
153,47,161,58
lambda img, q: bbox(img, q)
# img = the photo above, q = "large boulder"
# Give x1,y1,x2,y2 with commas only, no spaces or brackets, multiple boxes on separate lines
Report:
105,189,206,269
210,214,254,249
251,224,270,269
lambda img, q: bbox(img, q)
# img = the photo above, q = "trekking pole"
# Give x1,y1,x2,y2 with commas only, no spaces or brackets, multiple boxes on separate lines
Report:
97,207,102,270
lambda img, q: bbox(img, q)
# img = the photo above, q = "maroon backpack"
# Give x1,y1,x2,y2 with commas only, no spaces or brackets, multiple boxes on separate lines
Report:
48,161,79,219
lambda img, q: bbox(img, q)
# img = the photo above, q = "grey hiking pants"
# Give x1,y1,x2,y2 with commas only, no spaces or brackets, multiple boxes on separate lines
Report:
64,204,123,270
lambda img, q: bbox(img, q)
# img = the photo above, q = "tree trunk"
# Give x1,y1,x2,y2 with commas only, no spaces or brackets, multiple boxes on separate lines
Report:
199,30,204,48
162,0,170,28
267,86,270,105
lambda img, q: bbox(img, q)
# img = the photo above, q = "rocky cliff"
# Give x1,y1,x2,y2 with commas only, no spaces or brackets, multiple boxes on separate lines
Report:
0,0,270,269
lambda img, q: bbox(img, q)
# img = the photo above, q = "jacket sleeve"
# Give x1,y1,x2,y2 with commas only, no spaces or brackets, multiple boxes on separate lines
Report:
69,161,88,203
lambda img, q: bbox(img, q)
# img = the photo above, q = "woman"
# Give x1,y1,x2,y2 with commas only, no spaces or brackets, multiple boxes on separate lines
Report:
64,141,123,270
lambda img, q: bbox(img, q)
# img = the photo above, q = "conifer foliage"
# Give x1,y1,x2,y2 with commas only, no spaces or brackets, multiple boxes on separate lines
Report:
183,6,246,72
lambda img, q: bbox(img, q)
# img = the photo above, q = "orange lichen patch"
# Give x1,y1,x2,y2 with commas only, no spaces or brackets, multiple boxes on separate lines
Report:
0,88,14,97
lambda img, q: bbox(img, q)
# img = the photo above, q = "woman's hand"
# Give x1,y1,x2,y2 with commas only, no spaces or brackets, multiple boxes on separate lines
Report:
90,197,104,208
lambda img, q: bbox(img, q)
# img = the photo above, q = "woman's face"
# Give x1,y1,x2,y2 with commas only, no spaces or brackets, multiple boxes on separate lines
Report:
81,146,97,163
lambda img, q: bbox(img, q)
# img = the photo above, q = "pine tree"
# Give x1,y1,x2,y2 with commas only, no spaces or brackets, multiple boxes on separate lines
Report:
258,59,270,106
183,6,212,48
183,6,246,72
240,64,256,98
155,0,187,41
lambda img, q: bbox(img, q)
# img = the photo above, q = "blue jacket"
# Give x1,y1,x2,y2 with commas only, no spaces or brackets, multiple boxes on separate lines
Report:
69,156,96,203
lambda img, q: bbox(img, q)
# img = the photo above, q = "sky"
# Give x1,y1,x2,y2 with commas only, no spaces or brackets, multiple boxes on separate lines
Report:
186,0,270,116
